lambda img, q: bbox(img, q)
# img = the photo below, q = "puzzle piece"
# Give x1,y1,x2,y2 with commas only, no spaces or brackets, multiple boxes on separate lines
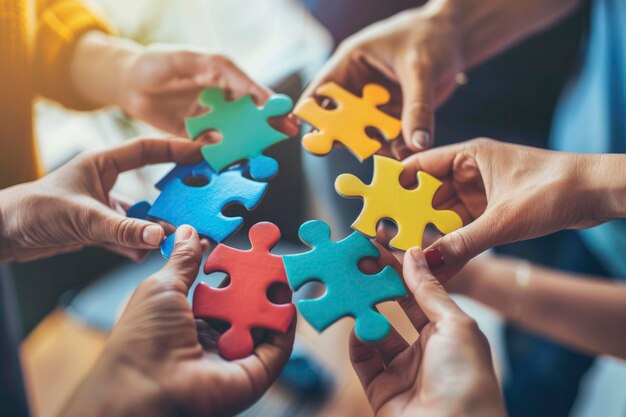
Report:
335,155,463,251
128,161,268,258
192,222,295,360
185,88,294,181
294,82,401,161
284,220,406,342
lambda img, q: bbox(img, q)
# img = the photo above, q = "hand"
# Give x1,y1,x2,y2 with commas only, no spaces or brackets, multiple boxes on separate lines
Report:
70,32,298,138
351,248,505,417
118,46,299,138
300,1,464,158
0,138,201,262
401,138,624,279
61,226,296,417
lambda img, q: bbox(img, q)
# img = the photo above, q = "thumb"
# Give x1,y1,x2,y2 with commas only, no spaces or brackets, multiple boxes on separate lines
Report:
400,67,434,151
426,211,500,278
159,225,203,293
86,209,165,249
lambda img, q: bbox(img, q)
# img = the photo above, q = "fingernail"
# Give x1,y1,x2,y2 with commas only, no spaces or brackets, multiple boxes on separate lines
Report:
411,130,432,150
424,248,445,270
142,225,164,246
175,225,194,242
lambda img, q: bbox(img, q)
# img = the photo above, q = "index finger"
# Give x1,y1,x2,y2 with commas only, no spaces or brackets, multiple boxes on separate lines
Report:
400,142,465,186
97,137,203,174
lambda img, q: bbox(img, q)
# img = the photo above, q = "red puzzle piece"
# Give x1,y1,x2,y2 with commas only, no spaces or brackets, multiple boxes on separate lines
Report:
192,222,295,360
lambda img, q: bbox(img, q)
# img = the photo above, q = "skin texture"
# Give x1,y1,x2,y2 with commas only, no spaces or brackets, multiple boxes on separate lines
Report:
299,0,581,156
60,226,296,417
70,32,298,138
0,138,202,262
447,255,626,359
352,248,506,417
400,138,626,280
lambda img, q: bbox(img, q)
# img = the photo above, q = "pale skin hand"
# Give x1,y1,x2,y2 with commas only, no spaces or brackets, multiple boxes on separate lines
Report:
447,255,626,359
400,138,626,280
351,248,505,417
0,138,202,262
69,32,299,138
61,226,296,417
299,0,581,156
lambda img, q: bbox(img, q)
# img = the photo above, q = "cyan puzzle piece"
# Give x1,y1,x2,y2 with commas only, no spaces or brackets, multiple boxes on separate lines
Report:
284,220,407,342
185,88,294,181
128,161,267,258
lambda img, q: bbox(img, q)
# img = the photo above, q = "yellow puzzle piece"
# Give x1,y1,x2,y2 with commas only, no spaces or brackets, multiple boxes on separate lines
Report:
335,155,463,251
294,82,401,161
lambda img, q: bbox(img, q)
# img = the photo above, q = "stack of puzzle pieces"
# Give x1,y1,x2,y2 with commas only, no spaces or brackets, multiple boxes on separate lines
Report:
128,83,463,360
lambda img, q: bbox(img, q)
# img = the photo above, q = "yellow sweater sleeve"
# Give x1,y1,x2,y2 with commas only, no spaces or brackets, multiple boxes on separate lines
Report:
33,0,112,110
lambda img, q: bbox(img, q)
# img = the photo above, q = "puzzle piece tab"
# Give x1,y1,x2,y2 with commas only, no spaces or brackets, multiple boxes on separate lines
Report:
284,220,406,342
294,83,401,161
185,88,294,181
128,161,268,258
335,155,463,251
193,222,295,360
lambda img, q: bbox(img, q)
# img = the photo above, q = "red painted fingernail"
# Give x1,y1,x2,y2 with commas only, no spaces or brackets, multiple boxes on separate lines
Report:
424,248,444,270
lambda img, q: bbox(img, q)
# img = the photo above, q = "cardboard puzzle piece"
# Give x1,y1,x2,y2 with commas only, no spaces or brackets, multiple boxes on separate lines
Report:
192,222,295,360
283,220,406,342
335,155,463,251
185,88,294,181
128,161,268,258
294,82,401,161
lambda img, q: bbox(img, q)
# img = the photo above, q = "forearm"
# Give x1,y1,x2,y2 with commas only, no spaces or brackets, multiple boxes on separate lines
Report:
463,257,626,359
69,31,143,108
433,0,582,69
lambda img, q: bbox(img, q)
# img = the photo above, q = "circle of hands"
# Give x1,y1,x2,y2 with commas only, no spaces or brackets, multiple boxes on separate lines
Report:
6,11,609,415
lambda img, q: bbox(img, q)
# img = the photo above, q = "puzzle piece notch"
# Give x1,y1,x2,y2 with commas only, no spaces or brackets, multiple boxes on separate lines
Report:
193,222,295,360
335,155,463,251
294,82,401,161
127,161,268,258
185,87,294,181
284,220,407,342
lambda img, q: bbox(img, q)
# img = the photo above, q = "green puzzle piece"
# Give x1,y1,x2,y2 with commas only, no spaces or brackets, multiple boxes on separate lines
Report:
284,220,407,342
185,88,294,181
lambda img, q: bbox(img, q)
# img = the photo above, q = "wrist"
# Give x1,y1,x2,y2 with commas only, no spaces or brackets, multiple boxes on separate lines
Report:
582,154,626,221
70,31,143,108
61,349,174,417
0,187,20,263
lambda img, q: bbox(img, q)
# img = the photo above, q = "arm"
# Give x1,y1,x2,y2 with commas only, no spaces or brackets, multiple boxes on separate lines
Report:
33,0,112,110
452,256,626,359
300,0,582,153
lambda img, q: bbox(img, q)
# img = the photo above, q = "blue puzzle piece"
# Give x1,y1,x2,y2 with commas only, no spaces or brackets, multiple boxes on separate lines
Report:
284,220,407,342
128,161,268,258
185,88,293,181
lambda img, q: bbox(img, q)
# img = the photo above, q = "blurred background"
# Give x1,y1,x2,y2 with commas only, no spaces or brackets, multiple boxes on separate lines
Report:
10,1,626,416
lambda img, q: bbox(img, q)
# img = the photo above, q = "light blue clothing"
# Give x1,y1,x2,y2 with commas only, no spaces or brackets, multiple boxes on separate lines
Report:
551,0,626,279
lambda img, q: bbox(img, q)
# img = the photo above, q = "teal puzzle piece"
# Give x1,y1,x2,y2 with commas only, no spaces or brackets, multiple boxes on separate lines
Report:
284,220,407,342
185,88,294,181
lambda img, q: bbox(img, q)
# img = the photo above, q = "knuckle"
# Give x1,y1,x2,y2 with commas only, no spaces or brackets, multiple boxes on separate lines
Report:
212,54,234,68
470,137,495,149
114,218,139,245
443,229,474,260
405,98,433,119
